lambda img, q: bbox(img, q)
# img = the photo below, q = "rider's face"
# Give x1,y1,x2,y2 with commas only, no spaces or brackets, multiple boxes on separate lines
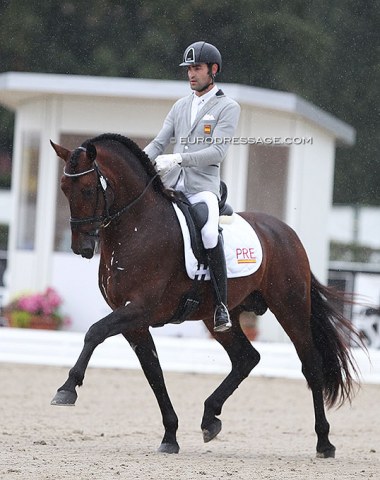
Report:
187,64,216,95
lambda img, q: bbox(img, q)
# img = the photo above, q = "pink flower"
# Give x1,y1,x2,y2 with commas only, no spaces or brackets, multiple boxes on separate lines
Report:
15,288,63,315
5,287,71,330
18,294,41,314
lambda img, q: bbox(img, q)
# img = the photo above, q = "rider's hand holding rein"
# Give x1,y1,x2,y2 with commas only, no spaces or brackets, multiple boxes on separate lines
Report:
155,153,182,174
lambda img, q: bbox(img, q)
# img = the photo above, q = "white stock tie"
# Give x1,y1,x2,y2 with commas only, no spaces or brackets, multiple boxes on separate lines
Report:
191,96,204,126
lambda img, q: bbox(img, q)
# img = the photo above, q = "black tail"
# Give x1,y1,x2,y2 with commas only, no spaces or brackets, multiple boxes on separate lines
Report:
310,273,365,408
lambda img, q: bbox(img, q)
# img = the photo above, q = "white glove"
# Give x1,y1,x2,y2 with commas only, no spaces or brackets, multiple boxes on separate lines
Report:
155,153,182,174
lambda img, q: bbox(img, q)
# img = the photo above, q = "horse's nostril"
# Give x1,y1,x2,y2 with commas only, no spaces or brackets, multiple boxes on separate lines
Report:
81,248,94,259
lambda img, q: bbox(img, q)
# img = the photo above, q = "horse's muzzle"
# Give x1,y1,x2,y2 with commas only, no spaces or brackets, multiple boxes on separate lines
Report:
79,247,95,259
71,233,97,259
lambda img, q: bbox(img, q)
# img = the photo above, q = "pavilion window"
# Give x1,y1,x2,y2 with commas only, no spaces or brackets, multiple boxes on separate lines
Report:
16,131,40,250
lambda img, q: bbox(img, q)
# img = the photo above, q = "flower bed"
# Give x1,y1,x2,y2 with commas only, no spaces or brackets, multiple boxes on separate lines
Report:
3,287,70,330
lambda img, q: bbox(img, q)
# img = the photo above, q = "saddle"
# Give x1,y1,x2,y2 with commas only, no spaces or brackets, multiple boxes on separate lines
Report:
173,181,233,266
154,182,233,327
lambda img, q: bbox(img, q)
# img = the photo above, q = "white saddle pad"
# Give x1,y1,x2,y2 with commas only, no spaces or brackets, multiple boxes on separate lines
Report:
172,203,263,280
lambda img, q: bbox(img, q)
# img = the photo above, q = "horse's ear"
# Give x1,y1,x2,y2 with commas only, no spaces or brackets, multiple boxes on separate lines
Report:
50,140,71,161
86,143,97,162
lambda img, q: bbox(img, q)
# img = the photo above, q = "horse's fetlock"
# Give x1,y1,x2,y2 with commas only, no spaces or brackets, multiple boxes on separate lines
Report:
163,413,178,432
69,366,84,386
315,420,330,437
204,397,221,417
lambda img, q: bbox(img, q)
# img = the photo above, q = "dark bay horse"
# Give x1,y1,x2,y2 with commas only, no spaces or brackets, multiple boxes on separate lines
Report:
50,133,363,458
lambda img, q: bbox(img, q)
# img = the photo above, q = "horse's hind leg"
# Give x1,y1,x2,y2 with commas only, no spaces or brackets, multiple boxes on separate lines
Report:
296,341,335,457
201,309,260,442
270,295,336,458
122,330,180,454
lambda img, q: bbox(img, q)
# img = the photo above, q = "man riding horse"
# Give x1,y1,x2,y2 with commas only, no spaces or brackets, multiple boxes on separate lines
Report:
144,41,241,332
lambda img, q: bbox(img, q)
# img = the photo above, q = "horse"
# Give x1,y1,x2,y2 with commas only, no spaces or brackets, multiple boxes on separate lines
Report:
50,133,363,458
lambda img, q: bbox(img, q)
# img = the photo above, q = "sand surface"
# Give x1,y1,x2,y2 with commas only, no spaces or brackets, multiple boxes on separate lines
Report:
0,363,378,479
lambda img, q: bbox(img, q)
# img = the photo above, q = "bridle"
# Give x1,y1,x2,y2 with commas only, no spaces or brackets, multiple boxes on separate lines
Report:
63,148,158,231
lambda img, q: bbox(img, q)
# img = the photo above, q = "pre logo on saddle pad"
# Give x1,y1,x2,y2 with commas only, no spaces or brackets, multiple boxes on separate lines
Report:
173,204,263,280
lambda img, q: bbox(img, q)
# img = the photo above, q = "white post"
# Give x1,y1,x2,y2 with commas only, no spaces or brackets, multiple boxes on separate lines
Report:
34,97,61,290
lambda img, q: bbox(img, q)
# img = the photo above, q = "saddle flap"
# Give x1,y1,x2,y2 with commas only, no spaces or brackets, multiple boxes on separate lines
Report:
190,202,208,230
172,183,234,265
174,195,207,264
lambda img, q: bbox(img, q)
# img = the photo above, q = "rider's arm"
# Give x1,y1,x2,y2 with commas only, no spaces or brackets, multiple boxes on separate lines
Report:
144,105,175,161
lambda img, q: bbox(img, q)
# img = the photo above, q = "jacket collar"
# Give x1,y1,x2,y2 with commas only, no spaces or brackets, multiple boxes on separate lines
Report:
187,89,224,134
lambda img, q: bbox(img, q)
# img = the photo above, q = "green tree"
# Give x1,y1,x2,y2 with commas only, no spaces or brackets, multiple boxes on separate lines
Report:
0,0,378,204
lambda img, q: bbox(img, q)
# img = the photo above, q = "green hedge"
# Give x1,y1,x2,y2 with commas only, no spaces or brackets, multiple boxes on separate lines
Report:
0,225,9,250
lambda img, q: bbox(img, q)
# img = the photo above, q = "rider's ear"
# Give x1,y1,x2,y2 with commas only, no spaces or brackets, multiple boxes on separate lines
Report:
86,143,97,162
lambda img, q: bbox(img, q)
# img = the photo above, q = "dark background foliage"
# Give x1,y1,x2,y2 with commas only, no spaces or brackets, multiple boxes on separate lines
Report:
0,0,378,204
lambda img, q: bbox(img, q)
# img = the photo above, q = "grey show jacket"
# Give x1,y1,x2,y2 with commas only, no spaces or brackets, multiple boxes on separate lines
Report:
144,89,240,198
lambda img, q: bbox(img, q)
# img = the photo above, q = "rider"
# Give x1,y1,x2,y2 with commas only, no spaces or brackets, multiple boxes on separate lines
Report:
144,41,241,332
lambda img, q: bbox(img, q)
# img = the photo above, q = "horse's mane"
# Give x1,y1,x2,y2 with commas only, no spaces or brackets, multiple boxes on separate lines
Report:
82,133,173,200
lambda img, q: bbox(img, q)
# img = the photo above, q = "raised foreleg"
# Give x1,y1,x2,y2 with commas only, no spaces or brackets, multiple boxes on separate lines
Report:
51,304,146,406
201,309,261,442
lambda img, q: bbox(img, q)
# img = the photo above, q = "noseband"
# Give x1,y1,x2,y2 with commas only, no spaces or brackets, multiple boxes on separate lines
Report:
64,150,158,230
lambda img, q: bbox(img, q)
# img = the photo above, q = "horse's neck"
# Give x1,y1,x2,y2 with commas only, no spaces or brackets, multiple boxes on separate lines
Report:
102,190,174,244
99,195,178,287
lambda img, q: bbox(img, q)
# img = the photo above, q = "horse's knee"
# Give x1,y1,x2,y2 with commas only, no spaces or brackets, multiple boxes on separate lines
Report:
84,322,107,346
229,347,260,380
230,336,260,373
240,349,261,377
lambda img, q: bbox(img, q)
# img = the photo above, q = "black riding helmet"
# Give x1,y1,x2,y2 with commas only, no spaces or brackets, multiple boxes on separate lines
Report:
179,41,222,73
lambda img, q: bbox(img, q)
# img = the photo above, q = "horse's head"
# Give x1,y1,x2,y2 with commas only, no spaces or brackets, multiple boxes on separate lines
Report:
51,140,111,259
51,133,168,259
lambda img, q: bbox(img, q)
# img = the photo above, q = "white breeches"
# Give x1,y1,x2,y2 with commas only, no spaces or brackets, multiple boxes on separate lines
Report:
183,191,219,249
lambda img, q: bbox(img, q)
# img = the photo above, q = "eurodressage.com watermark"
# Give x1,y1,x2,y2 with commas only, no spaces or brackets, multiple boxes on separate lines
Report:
173,136,313,145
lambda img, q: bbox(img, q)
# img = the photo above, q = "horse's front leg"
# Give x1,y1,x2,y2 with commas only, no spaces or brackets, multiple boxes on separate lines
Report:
123,330,179,454
201,310,261,442
51,305,139,406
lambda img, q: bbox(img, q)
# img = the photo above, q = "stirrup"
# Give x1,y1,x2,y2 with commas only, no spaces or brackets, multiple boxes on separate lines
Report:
213,304,232,333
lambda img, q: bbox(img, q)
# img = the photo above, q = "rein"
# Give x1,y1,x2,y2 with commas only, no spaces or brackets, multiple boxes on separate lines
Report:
64,159,158,229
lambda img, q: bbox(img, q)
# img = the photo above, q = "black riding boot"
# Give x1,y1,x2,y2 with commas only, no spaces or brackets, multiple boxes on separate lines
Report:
206,235,232,333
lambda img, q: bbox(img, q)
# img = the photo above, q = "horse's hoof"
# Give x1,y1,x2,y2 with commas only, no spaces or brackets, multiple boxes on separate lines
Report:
316,446,336,458
51,390,77,406
157,442,180,454
202,418,222,443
